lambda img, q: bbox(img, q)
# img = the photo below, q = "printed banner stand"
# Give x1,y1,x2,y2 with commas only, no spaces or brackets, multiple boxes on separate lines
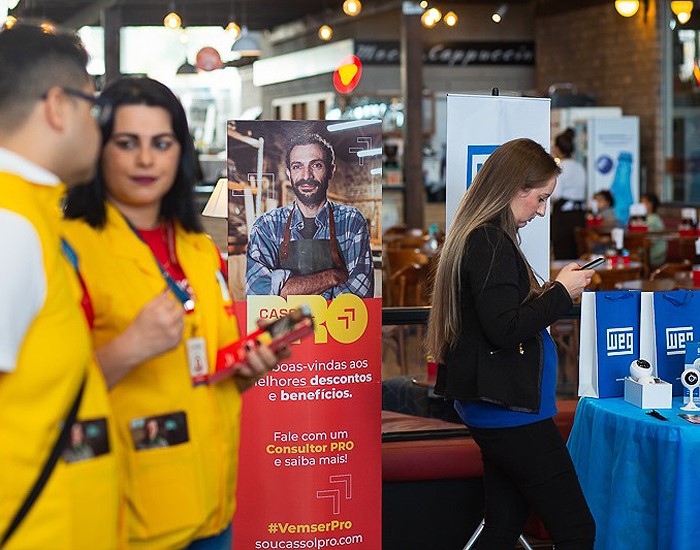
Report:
228,120,382,548
445,93,551,278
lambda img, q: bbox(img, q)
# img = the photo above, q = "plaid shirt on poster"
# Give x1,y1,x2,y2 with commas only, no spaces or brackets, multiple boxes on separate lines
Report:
246,200,374,299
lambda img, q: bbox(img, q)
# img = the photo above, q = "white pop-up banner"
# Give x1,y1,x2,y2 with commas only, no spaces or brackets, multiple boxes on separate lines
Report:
446,94,551,279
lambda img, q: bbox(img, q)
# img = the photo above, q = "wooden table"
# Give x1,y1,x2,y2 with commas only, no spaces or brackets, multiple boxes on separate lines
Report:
615,271,699,291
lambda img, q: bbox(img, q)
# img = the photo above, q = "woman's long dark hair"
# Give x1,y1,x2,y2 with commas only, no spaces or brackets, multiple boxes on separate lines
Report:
64,76,203,232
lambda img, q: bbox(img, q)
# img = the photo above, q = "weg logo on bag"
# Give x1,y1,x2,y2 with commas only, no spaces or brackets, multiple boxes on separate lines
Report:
606,327,634,356
666,326,694,355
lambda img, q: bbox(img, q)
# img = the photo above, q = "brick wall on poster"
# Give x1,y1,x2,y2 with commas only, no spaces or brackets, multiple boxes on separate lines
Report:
535,1,663,194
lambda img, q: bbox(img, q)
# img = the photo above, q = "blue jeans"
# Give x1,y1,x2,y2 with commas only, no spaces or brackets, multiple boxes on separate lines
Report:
186,524,233,550
469,418,595,549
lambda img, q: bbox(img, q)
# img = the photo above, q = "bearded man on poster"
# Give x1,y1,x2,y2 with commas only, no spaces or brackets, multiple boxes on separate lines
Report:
246,132,374,299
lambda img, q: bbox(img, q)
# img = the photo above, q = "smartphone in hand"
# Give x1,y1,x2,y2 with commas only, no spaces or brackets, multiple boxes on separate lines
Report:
576,257,605,270
209,305,315,383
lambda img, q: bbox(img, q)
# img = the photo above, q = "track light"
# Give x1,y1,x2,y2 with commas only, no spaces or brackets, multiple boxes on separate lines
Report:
226,21,241,40
491,4,507,23
163,3,181,30
671,0,694,23
444,11,458,26
343,0,362,16
615,0,640,17
2,15,17,29
318,24,333,40
421,7,442,28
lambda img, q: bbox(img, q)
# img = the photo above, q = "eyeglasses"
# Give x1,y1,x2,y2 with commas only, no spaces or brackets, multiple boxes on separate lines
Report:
41,87,113,126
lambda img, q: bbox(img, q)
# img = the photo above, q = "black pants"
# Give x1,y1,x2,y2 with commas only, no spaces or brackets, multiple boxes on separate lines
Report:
469,418,595,549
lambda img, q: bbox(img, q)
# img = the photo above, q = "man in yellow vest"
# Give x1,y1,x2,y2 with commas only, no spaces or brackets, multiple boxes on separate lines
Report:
0,23,122,549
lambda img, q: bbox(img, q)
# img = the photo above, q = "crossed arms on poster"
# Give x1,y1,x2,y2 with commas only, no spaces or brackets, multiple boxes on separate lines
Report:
246,200,374,299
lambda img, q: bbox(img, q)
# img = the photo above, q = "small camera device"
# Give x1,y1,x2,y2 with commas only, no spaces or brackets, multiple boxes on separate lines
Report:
624,358,672,409
629,359,654,384
681,367,700,411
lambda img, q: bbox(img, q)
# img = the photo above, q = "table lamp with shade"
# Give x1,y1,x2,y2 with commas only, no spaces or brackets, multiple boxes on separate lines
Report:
202,177,229,218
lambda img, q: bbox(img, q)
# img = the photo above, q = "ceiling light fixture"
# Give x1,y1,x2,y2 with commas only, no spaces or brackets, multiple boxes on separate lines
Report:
342,0,362,16
163,3,182,29
671,0,694,23
176,59,197,74
226,21,241,39
318,24,333,40
614,0,640,16
231,26,262,59
225,0,241,40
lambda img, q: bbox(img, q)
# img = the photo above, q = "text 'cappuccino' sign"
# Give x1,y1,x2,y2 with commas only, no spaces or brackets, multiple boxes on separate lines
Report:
355,40,535,66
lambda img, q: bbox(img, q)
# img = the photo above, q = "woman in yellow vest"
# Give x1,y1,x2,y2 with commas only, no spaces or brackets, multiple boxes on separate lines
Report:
63,76,282,549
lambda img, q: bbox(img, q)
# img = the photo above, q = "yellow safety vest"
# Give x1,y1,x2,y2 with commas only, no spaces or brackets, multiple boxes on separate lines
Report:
63,203,242,549
0,173,122,550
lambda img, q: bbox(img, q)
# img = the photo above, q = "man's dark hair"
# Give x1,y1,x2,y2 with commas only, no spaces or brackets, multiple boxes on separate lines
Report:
285,133,335,170
0,22,89,130
64,76,203,232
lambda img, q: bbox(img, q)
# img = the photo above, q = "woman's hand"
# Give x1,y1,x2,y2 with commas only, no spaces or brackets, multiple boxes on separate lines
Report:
96,290,184,388
554,263,595,300
233,318,291,391
129,290,184,358
233,342,290,392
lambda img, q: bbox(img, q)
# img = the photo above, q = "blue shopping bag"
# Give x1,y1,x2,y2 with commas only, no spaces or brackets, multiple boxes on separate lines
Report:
646,290,700,395
578,291,641,398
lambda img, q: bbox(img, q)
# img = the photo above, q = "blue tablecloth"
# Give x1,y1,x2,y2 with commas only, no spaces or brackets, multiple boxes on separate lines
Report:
568,397,700,550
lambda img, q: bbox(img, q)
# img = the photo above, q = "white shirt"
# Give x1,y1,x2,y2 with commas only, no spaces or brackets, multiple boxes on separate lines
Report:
552,158,586,202
0,148,58,372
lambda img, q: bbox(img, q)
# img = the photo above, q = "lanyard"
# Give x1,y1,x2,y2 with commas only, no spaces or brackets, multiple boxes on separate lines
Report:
123,216,195,313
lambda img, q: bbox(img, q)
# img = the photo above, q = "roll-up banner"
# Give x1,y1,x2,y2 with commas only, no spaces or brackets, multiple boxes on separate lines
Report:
227,120,382,548
445,94,551,278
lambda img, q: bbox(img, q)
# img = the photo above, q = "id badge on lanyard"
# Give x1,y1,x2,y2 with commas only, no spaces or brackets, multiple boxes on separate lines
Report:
126,217,208,386
186,336,209,386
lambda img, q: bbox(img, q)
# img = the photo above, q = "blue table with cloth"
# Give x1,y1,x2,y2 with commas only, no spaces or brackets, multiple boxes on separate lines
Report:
568,397,700,550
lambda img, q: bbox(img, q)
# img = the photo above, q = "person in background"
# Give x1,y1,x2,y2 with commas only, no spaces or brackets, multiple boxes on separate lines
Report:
63,76,286,550
592,189,619,230
640,192,667,268
551,128,587,259
427,138,596,549
0,23,121,549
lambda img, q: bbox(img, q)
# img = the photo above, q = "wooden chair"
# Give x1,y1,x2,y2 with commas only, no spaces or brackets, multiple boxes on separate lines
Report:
384,249,429,287
574,227,608,258
649,259,691,281
384,234,430,251
665,237,697,263
385,261,432,374
389,262,431,307
551,318,580,397
624,232,652,279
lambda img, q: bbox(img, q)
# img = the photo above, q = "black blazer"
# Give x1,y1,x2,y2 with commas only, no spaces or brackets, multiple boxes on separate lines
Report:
434,224,572,412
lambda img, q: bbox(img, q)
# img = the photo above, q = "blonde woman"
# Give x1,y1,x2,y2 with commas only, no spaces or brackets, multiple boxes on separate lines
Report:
427,139,596,549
